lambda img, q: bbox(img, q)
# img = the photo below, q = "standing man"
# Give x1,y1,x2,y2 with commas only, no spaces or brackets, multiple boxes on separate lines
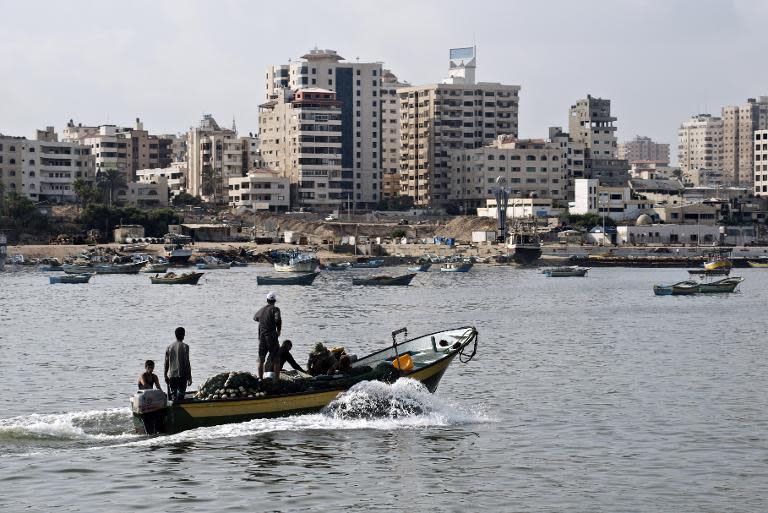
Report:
165,327,192,404
254,291,282,381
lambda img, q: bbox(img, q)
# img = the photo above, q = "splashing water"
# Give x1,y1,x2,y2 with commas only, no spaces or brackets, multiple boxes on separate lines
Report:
0,408,136,444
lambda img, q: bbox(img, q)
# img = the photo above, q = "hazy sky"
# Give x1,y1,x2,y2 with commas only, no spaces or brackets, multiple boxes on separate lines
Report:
2,0,767,163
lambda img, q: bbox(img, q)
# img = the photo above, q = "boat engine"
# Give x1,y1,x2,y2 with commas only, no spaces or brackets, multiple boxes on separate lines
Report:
131,389,168,435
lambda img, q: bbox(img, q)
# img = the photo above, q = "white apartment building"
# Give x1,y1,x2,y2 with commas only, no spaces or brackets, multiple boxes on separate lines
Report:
381,69,408,200
450,135,568,211
754,129,768,196
119,178,169,207
259,88,344,209
618,135,670,164
136,162,187,199
571,178,651,222
0,128,94,203
399,47,520,207
228,169,290,212
722,97,768,186
678,114,723,182
266,48,384,207
187,115,242,202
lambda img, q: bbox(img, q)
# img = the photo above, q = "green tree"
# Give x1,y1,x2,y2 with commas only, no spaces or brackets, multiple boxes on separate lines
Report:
73,178,102,207
172,192,203,207
96,169,127,206
562,213,616,231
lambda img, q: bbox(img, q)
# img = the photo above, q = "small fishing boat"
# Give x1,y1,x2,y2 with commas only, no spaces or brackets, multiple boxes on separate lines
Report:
63,261,145,274
688,268,730,276
543,266,589,277
324,261,351,271
257,272,319,286
440,262,472,273
351,258,384,269
196,257,231,270
40,264,65,272
703,249,733,271
407,262,431,272
230,261,249,268
697,276,744,294
49,273,93,284
142,262,171,273
150,272,204,285
747,259,768,268
653,280,699,296
131,325,479,434
274,251,320,273
119,242,149,252
352,273,417,286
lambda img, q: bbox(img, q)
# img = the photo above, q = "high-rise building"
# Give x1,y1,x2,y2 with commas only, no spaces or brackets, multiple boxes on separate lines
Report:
259,88,344,208
722,97,768,186
0,127,94,203
618,135,670,165
677,114,723,183
398,47,521,207
187,114,242,202
380,69,409,201
266,48,384,208
567,95,629,186
754,129,768,196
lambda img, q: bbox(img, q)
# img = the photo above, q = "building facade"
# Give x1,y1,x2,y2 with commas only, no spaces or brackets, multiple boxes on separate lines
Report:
567,95,630,187
266,48,384,207
259,88,344,209
136,162,187,199
449,135,568,211
722,97,768,186
571,178,651,221
187,115,242,202
677,114,723,184
399,49,520,207
380,69,409,200
618,135,670,165
0,128,94,203
228,169,290,212
754,129,768,196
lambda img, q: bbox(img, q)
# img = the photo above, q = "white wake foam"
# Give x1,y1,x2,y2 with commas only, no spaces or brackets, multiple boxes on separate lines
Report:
0,407,136,442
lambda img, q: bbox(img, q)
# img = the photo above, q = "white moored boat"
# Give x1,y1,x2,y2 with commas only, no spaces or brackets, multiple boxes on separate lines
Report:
274,251,319,273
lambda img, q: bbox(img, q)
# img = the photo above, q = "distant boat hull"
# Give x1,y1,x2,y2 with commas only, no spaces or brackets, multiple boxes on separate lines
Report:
150,272,204,285
196,262,231,270
351,259,384,269
653,280,699,296
440,262,472,273
508,244,542,265
50,273,92,284
352,273,416,286
747,260,768,268
257,272,319,286
698,277,743,293
408,263,431,272
544,266,589,277
63,262,144,274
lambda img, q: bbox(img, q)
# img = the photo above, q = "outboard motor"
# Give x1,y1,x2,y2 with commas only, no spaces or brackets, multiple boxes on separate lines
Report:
131,389,168,435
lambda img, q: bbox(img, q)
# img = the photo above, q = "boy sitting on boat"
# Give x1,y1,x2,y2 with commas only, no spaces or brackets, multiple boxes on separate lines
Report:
137,360,163,391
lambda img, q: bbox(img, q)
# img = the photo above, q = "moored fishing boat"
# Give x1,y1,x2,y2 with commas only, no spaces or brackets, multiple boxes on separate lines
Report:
352,273,417,286
407,262,431,272
196,257,231,270
703,249,733,271
440,262,472,273
257,272,319,286
274,251,319,272
543,266,589,277
324,261,351,271
131,326,478,434
747,259,768,268
653,280,699,296
49,273,93,284
63,261,144,274
142,262,171,273
0,232,6,271
351,259,384,269
697,276,744,294
164,242,193,265
150,271,204,285
688,268,730,276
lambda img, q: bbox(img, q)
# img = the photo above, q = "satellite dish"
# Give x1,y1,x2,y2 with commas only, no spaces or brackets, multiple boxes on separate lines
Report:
495,176,506,185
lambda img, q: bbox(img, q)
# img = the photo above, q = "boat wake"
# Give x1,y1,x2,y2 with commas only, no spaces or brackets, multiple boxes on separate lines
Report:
0,408,136,447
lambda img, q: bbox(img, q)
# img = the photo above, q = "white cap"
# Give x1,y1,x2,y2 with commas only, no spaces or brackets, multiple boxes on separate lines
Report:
266,291,277,301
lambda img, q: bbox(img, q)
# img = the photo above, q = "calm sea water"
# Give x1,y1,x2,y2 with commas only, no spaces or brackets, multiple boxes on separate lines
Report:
1,265,767,512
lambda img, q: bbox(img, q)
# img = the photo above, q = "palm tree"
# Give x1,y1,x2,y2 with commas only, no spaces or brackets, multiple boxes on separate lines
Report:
96,169,127,206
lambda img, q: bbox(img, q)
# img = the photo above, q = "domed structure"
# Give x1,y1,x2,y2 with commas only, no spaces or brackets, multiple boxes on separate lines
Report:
635,214,653,226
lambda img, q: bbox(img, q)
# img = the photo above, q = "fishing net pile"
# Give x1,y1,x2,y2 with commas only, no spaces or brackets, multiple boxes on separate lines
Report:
194,371,265,400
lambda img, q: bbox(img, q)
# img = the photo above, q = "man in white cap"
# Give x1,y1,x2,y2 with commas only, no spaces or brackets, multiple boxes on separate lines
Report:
253,291,282,381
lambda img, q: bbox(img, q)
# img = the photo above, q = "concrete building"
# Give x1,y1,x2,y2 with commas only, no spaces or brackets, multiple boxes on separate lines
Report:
187,115,242,202
119,178,169,207
477,197,563,219
381,69,409,200
571,178,651,222
228,169,290,212
62,118,172,181
629,178,685,205
399,47,521,207
754,129,768,197
266,48,384,207
722,97,768,186
240,134,262,172
0,128,94,203
652,202,719,225
259,88,344,209
450,134,568,211
616,224,721,246
678,114,723,184
136,162,187,199
568,95,630,186
618,135,670,165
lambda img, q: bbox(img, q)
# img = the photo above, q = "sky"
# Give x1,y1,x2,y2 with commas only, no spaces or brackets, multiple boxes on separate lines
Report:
1,0,767,164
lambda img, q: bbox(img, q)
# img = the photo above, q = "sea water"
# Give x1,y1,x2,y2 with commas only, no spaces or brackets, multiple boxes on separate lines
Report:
1,265,767,512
